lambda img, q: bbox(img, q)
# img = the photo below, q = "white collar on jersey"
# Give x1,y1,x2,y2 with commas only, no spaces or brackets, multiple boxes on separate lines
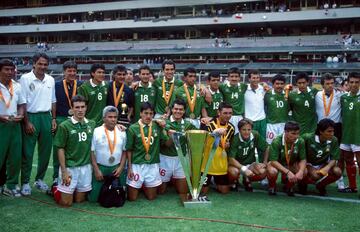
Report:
282,133,298,145
347,90,360,96
139,81,152,88
297,86,312,94
90,79,105,88
164,77,175,83
170,115,184,124
239,132,254,142
226,82,241,88
315,135,332,144
271,89,285,95
71,116,89,124
208,87,220,95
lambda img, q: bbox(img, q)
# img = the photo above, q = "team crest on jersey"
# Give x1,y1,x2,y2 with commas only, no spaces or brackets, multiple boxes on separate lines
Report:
310,144,316,149
294,147,298,154
250,142,254,148
269,97,274,101
70,129,77,134
326,145,330,153
151,91,155,96
90,91,95,95
29,83,35,91
153,129,158,137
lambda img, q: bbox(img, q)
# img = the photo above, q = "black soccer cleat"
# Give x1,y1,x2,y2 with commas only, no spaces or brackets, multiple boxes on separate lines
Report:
316,185,328,196
268,188,277,196
287,187,295,197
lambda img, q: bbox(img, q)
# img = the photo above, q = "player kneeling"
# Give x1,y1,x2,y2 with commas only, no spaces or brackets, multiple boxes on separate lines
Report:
228,119,269,192
267,121,307,196
54,95,96,206
301,119,342,196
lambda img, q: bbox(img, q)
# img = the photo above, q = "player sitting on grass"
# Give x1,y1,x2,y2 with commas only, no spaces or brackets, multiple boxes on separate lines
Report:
267,121,306,196
301,119,342,196
228,118,269,192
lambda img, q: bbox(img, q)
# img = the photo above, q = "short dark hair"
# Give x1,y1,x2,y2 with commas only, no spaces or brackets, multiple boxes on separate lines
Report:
172,98,187,110
295,72,309,83
218,102,232,112
341,79,348,86
63,60,77,71
33,52,49,63
228,67,240,76
321,73,335,85
348,72,359,80
0,59,15,70
162,59,176,70
71,95,87,105
207,71,220,81
139,65,150,73
238,118,253,130
315,119,335,136
140,102,154,113
272,74,286,84
112,65,127,76
284,121,300,132
248,69,260,79
184,67,196,77
90,63,105,78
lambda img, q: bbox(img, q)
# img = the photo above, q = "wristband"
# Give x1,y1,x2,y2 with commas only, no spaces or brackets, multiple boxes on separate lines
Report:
240,165,248,174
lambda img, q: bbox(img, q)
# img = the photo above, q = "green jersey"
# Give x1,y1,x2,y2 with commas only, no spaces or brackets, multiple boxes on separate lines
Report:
153,77,183,115
54,117,96,167
133,82,156,122
269,134,306,166
77,80,108,127
174,84,206,118
229,130,268,165
219,83,247,115
302,133,339,165
264,90,289,124
341,91,360,145
289,87,318,134
160,117,196,157
126,121,169,164
205,88,224,118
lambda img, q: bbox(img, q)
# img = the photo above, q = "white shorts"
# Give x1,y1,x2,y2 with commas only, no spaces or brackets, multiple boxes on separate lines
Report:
186,118,200,129
57,164,92,194
159,154,185,182
230,115,243,134
340,144,360,152
266,123,285,144
127,163,162,189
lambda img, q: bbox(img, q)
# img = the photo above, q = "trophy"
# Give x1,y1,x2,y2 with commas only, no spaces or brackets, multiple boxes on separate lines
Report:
172,130,220,208
117,103,130,126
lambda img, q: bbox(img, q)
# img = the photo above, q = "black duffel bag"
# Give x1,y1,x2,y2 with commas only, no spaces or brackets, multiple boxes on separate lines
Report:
98,175,126,208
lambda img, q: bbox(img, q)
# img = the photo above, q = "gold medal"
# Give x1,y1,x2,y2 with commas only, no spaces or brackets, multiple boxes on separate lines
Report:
108,156,115,163
68,109,74,115
145,153,151,161
222,150,227,157
139,120,152,162
184,84,197,120
0,80,13,109
63,79,77,113
165,106,170,112
189,113,196,119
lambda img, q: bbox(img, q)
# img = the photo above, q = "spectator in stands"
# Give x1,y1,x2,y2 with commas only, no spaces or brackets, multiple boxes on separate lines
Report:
125,69,134,87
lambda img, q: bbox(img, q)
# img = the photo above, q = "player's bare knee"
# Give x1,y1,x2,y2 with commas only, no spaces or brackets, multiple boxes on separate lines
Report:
332,166,342,177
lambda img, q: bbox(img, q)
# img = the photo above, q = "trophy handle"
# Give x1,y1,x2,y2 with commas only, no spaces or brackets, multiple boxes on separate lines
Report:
172,132,194,196
197,133,221,194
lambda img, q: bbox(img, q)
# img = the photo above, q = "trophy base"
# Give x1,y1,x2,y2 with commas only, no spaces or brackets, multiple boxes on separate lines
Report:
183,199,212,208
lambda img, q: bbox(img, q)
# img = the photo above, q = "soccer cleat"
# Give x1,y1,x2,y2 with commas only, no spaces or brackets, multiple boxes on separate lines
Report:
197,194,210,202
298,183,308,195
242,179,253,192
21,183,32,196
230,183,240,192
287,187,295,197
260,178,269,187
338,187,358,193
316,186,328,196
268,188,277,196
34,179,49,192
336,176,345,190
3,187,21,197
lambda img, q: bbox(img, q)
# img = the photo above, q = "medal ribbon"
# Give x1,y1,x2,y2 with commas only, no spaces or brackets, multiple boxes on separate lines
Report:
322,90,334,117
113,81,124,107
63,80,77,108
216,119,229,150
0,81,13,108
104,127,117,156
162,79,174,106
284,142,294,166
184,84,197,113
139,120,152,156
